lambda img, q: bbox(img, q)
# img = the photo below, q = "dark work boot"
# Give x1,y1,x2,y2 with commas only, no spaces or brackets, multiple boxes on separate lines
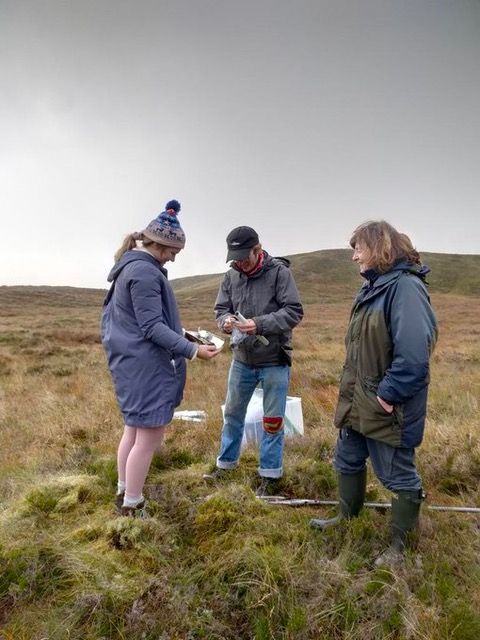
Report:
310,469,367,530
375,489,423,567
255,477,280,497
202,468,231,483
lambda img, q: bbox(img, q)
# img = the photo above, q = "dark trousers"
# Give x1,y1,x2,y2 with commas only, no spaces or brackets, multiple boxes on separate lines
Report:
334,428,422,492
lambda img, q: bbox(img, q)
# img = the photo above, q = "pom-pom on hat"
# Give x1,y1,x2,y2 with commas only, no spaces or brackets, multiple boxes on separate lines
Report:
226,226,259,261
142,199,186,248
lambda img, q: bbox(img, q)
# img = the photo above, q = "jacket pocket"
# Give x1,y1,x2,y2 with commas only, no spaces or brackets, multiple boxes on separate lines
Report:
368,377,405,428
363,375,381,395
355,377,403,432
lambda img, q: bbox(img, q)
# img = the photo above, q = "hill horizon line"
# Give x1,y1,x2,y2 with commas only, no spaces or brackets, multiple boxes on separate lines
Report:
1,248,479,293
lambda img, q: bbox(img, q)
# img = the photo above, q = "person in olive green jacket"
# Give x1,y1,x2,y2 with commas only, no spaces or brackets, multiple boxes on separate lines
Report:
311,220,438,565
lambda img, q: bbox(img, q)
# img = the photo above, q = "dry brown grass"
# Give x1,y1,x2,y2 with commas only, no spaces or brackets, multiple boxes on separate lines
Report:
0,279,479,639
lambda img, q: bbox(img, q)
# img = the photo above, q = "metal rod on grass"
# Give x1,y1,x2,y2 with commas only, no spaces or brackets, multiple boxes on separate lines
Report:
260,497,480,513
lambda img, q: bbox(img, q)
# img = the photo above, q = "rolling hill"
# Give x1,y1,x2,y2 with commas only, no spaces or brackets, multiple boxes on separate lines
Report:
1,249,478,311
171,249,480,306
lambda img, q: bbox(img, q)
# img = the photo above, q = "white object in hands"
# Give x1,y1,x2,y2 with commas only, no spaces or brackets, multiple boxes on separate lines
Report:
183,328,225,350
234,311,270,346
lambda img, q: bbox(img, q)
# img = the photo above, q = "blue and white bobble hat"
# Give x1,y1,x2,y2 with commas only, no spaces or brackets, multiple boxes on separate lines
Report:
142,200,186,248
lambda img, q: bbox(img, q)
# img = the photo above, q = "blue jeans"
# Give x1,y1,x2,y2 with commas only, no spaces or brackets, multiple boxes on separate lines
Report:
335,428,422,492
217,360,290,478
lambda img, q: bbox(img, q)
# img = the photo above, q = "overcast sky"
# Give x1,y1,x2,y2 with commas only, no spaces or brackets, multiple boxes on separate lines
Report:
1,0,479,288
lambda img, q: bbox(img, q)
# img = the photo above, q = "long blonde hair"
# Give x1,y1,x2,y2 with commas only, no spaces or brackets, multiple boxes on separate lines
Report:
349,221,420,273
114,233,157,263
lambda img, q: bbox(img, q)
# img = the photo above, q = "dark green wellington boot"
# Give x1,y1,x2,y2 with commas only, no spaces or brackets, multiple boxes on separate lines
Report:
374,489,423,566
310,469,367,530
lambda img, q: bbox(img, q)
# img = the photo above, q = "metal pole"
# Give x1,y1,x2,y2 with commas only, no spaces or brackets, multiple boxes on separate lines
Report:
259,497,480,513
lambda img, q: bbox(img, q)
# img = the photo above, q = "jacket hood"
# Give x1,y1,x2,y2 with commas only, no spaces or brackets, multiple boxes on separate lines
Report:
271,255,291,268
388,260,431,283
107,250,166,283
362,260,431,286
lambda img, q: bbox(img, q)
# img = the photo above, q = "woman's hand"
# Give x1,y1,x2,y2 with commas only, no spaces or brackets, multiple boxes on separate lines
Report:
376,395,394,414
197,345,220,360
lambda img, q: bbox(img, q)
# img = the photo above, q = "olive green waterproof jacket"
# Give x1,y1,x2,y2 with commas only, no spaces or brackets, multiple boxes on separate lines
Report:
334,262,437,448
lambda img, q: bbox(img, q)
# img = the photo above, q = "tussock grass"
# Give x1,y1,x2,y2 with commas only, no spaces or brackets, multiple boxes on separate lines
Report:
1,261,480,638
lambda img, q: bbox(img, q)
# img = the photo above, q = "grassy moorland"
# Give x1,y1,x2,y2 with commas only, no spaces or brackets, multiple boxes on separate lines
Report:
0,250,479,640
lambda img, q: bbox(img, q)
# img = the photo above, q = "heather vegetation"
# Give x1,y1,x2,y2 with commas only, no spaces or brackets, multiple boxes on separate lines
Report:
0,250,479,639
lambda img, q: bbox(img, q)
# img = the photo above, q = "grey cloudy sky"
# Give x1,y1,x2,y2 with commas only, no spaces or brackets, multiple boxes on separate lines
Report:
1,0,479,288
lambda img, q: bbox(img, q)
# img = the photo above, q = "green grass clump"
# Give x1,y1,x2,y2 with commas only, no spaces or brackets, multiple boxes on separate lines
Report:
23,475,103,516
150,446,199,471
443,600,480,640
84,456,117,491
285,458,337,497
0,544,76,605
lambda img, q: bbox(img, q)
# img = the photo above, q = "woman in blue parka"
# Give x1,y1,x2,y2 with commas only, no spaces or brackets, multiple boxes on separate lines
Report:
311,221,438,565
102,200,219,517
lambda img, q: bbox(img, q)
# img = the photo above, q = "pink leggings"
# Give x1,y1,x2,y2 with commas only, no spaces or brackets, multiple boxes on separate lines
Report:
117,425,166,499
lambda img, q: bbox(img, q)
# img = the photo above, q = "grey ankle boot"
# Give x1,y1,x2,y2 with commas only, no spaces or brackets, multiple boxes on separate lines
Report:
375,489,423,566
310,469,367,530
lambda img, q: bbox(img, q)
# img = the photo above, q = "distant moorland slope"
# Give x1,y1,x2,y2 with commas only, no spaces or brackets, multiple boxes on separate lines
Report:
172,249,480,305
1,250,478,309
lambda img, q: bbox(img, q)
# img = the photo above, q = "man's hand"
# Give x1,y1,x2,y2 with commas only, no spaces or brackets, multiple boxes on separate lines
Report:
376,395,394,414
222,316,236,334
233,318,257,335
197,345,220,360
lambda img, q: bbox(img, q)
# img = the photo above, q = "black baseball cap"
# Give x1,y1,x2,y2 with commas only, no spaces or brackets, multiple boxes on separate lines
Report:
226,226,260,261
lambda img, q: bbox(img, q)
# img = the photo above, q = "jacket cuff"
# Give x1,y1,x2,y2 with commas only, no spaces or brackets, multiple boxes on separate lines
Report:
253,316,264,334
180,340,198,360
377,382,396,404
189,346,199,360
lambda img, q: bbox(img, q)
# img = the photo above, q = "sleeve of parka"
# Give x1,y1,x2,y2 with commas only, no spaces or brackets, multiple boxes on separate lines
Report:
377,275,437,404
253,266,304,335
129,266,197,359
214,273,234,330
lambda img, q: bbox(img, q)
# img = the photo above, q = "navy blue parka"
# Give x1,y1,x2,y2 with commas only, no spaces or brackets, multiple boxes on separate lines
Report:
101,250,196,427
